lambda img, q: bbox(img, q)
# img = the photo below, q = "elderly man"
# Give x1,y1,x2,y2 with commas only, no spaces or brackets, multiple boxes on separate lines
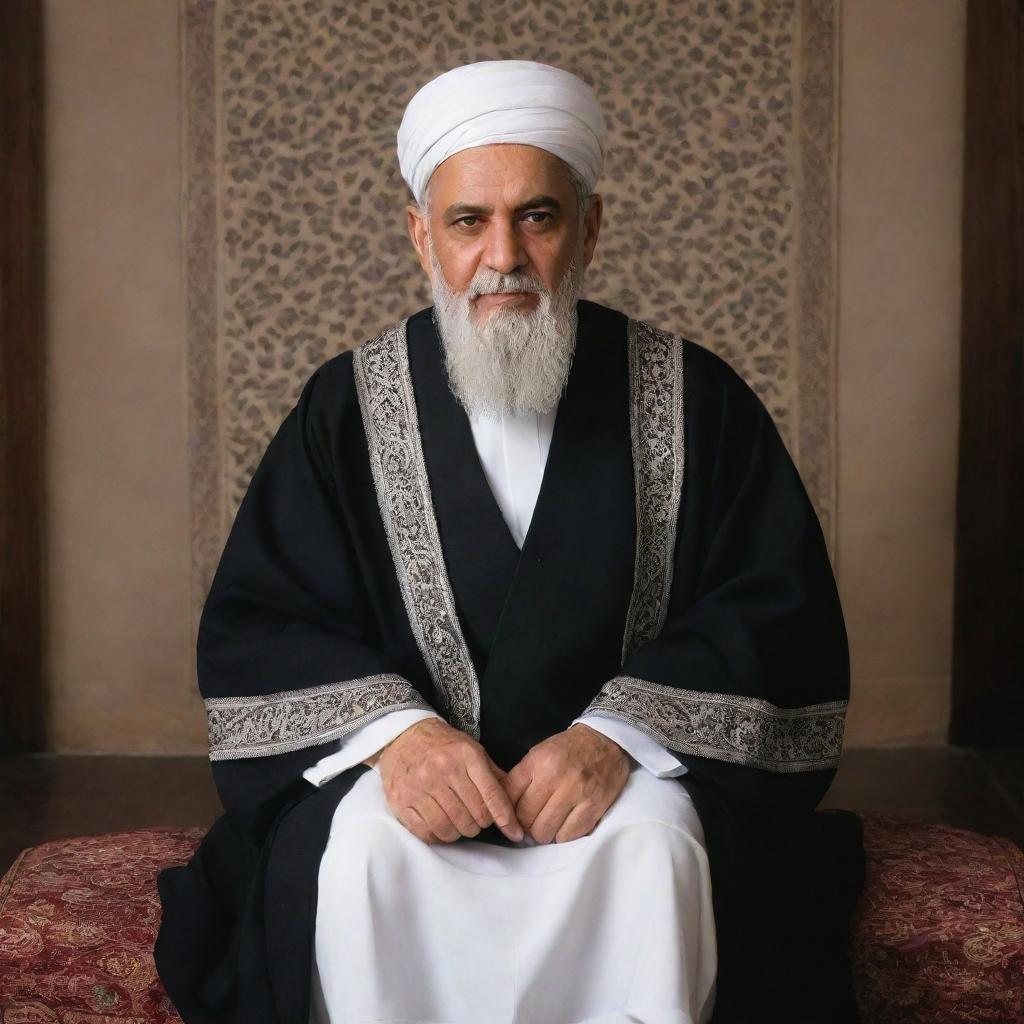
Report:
156,61,864,1024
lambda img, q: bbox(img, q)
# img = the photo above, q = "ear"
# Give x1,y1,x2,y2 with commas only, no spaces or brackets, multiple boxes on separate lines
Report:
581,193,603,269
406,203,432,278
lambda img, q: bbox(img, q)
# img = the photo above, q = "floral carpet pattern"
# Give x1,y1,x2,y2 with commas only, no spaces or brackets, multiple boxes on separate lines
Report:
850,816,1024,1023
1,817,1021,1022
0,829,202,1023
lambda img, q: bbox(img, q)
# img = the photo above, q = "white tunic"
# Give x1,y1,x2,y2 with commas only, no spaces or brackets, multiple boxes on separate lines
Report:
308,405,717,1023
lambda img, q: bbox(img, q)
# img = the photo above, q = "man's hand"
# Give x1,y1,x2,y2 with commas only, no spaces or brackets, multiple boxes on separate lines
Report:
502,724,631,844
372,718,524,845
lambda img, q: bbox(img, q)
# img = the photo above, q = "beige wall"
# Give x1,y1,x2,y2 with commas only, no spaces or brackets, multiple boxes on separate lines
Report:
43,0,965,752
836,0,965,744
45,0,204,752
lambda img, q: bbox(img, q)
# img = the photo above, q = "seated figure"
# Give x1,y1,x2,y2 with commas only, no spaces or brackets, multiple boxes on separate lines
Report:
155,59,865,1024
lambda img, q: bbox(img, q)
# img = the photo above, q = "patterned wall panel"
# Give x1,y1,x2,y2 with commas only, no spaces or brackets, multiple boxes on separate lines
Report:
184,0,839,646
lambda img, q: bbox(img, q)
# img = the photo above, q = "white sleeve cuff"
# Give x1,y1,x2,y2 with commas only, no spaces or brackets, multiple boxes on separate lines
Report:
571,714,688,778
302,708,442,787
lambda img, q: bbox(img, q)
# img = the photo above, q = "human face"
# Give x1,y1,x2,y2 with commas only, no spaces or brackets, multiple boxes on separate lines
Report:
406,143,602,317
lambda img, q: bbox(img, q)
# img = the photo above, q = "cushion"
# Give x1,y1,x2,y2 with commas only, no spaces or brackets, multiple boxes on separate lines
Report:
0,828,202,1022
0,817,1021,1023
850,815,1024,1023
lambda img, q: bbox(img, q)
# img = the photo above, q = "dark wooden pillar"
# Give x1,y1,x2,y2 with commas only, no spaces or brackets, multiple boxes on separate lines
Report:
0,0,46,751
950,0,1024,745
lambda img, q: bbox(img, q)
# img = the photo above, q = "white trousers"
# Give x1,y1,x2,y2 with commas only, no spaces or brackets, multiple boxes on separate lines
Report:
311,765,717,1024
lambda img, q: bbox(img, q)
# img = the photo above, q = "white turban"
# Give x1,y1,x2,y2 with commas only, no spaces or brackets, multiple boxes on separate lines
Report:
397,60,606,206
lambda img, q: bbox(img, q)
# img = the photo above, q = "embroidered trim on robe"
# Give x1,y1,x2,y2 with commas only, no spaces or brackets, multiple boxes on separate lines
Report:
353,321,482,737
205,674,433,761
586,676,846,772
622,318,686,660
590,317,847,772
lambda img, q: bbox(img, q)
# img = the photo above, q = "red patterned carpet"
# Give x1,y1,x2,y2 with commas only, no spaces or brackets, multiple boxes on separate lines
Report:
850,816,1024,1022
0,829,200,1022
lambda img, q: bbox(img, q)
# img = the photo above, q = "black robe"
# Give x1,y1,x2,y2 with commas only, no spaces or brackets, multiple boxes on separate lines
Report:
155,299,864,1024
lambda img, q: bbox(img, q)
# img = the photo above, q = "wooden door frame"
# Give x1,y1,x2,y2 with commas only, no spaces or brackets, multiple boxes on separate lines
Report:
950,0,1024,745
0,0,46,751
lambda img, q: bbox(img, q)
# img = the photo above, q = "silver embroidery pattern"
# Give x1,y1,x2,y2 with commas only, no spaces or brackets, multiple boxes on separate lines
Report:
353,321,481,736
622,318,686,661
585,675,847,772
206,674,432,760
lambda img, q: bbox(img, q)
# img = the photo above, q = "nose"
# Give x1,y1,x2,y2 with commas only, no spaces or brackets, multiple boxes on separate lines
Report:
484,218,528,276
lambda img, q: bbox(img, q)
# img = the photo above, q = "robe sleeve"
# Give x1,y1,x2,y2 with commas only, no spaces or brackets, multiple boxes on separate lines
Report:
581,349,849,813
197,358,436,838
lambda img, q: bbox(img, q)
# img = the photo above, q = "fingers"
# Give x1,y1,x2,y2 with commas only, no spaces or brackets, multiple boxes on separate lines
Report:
376,719,525,843
433,783,483,838
554,801,602,844
395,807,438,845
397,782,503,845
514,777,551,834
526,786,577,845
467,757,523,842
413,795,461,844
449,770,494,831
398,776,499,844
502,762,532,806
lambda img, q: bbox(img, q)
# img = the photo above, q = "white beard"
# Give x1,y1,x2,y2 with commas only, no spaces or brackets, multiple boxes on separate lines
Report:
428,232,585,418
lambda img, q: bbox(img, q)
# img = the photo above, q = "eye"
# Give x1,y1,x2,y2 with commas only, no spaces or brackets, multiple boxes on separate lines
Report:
523,211,552,224
454,215,480,227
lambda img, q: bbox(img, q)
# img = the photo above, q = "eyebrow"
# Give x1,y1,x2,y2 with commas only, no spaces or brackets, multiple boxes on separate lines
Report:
442,195,564,220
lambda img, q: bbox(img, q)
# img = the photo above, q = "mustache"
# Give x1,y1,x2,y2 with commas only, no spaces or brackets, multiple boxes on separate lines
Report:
468,269,546,297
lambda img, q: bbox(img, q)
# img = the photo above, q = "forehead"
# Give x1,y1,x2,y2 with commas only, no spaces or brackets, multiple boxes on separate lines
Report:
427,144,574,206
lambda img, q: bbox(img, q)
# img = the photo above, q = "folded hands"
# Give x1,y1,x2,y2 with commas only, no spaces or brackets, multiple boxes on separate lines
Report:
368,717,631,846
